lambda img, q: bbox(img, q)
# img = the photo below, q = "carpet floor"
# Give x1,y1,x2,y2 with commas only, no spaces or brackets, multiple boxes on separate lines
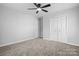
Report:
0,38,79,56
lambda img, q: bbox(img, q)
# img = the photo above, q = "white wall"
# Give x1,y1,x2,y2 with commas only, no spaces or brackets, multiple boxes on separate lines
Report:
43,16,50,39
43,6,79,46
0,5,38,46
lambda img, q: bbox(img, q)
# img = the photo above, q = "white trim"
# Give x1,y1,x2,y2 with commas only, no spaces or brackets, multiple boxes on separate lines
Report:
43,37,79,46
0,37,37,47
64,42,79,47
0,37,79,47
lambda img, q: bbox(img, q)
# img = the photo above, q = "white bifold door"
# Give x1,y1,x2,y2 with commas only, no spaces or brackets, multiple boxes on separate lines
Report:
49,16,67,43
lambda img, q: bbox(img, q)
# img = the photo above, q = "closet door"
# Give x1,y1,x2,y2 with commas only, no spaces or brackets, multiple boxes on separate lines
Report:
50,16,67,42
50,17,58,41
58,16,67,42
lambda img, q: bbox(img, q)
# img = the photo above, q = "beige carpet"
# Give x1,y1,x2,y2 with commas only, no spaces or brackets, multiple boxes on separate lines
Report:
0,38,79,56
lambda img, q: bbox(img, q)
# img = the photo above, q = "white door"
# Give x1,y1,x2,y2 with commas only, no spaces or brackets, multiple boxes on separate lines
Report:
58,16,67,42
50,16,67,42
50,17,58,41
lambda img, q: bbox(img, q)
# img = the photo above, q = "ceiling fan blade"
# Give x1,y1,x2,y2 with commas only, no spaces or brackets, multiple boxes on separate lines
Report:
34,3,41,8
36,11,39,14
27,8,37,10
34,3,39,8
42,9,48,12
41,4,51,8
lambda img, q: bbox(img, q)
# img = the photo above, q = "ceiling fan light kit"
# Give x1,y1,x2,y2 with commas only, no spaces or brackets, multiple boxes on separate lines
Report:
37,8,41,11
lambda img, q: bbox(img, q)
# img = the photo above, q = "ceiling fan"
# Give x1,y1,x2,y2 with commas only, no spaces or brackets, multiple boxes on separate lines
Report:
27,3,51,14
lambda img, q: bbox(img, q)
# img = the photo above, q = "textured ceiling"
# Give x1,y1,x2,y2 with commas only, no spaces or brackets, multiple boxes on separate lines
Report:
0,3,79,17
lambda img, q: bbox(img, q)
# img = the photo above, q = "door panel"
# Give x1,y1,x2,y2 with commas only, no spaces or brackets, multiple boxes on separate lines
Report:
58,16,67,42
50,18,58,41
50,16,67,42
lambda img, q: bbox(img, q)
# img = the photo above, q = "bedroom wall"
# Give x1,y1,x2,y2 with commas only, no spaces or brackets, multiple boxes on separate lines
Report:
43,6,79,46
0,5,38,46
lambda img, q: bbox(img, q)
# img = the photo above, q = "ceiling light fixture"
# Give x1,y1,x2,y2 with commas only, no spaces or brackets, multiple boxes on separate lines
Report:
37,8,41,11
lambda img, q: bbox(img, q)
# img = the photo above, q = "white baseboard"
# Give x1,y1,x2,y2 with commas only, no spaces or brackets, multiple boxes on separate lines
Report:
0,37,38,47
43,37,79,46
0,37,79,47
64,42,79,46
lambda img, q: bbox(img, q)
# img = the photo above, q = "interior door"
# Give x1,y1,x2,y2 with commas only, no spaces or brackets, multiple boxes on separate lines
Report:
50,16,67,42
57,16,67,42
50,17,58,41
